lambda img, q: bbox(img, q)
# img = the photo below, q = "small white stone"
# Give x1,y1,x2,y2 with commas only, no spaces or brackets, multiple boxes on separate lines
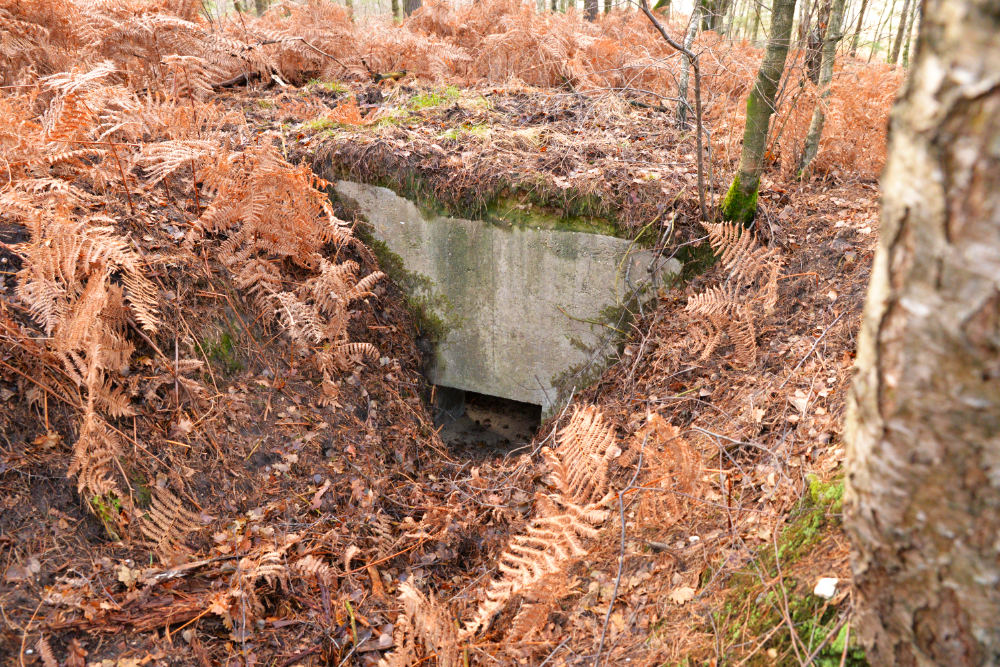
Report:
813,577,839,599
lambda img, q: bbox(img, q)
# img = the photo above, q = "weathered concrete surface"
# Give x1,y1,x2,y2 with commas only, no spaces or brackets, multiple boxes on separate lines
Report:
335,180,680,413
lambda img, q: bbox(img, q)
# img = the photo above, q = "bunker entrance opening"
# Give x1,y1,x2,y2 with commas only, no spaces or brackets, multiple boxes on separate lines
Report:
433,386,542,456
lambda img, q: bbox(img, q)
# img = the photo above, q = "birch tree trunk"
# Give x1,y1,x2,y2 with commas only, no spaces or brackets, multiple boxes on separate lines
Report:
797,0,846,177
845,0,1000,663
719,0,797,225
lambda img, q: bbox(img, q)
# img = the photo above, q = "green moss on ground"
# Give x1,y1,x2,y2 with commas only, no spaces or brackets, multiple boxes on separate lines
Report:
408,86,460,110
438,122,491,141
710,477,867,665
199,328,244,376
90,493,123,540
306,78,349,94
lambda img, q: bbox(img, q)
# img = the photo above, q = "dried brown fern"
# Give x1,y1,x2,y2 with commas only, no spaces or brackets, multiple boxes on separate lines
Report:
464,404,620,636
381,583,461,667
138,486,202,562
634,413,701,531
684,223,783,365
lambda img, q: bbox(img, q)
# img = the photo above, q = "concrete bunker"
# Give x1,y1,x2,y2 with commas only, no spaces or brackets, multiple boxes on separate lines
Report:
331,180,681,426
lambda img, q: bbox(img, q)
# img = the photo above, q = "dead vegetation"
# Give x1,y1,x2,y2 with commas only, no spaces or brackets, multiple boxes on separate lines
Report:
2,0,888,664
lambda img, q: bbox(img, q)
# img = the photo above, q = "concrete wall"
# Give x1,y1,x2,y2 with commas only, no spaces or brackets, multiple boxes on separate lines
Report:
334,181,680,414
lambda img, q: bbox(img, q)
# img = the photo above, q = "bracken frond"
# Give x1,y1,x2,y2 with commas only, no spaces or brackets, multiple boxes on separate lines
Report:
138,486,202,561
463,405,619,636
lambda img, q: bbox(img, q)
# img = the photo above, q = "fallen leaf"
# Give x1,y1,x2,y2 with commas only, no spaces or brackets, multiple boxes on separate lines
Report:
668,586,696,605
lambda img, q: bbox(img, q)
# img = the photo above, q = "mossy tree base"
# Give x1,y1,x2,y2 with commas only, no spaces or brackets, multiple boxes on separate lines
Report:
720,173,759,227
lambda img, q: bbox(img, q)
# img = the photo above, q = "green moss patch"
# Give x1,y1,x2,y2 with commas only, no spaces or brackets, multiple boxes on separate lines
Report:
354,230,452,345
711,477,867,665
408,86,460,110
198,328,244,376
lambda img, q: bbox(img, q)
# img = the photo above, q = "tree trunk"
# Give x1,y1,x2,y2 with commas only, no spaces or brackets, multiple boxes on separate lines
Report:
900,3,917,66
869,0,896,62
797,0,845,177
845,0,1000,663
677,7,701,127
253,0,268,15
719,0,797,225
404,0,421,16
585,0,598,20
392,0,401,20
750,0,764,41
701,0,726,30
604,0,611,13
887,0,910,64
804,0,831,83
848,0,869,56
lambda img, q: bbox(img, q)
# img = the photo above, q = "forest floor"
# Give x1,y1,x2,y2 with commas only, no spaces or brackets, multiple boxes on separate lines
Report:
2,75,878,666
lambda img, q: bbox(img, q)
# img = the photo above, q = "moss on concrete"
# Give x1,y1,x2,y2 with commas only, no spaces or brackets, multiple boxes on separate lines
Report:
354,229,453,346
484,195,626,238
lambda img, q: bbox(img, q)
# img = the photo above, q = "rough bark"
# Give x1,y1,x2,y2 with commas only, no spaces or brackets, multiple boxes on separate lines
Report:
719,0,796,225
797,0,846,177
887,0,911,64
845,0,1000,664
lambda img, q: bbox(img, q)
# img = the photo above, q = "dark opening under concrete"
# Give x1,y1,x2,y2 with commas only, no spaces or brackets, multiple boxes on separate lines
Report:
434,386,542,455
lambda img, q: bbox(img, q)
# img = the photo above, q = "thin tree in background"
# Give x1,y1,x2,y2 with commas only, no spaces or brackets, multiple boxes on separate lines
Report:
849,0,869,56
585,0,598,20
798,0,846,177
749,0,765,42
638,0,708,219
719,0,797,225
804,0,831,83
868,0,896,62
677,6,701,127
392,0,401,20
701,0,732,31
887,0,911,64
846,0,1000,661
900,4,918,66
